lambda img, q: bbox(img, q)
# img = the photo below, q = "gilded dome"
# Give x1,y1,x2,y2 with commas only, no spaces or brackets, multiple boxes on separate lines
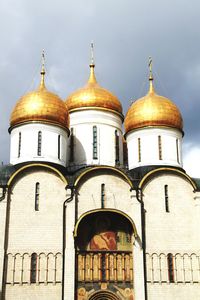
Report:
65,64,123,116
10,69,69,129
124,79,183,134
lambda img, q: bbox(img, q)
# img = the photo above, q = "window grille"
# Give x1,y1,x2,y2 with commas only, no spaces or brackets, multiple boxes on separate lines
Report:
30,253,37,283
164,185,169,212
115,130,120,165
37,131,42,156
138,138,141,162
101,183,105,208
69,128,74,162
176,138,180,163
18,132,21,158
35,183,40,211
167,253,174,282
58,135,61,160
158,135,162,160
93,126,98,159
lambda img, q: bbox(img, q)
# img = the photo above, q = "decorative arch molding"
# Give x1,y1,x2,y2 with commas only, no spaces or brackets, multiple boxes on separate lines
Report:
88,290,120,300
74,166,133,189
7,163,68,186
139,167,197,191
74,208,138,238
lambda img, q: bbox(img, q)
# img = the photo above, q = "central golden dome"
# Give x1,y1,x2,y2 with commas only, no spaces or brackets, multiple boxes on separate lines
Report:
125,78,183,134
10,67,69,130
65,64,123,116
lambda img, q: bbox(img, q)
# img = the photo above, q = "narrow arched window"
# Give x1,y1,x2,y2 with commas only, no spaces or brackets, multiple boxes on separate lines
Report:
30,253,37,283
37,131,42,156
115,130,120,165
167,253,174,283
18,132,21,158
101,183,105,209
176,138,180,163
69,128,74,163
138,138,141,162
158,135,162,160
164,185,169,212
123,140,128,167
93,126,98,159
35,183,40,211
58,135,61,160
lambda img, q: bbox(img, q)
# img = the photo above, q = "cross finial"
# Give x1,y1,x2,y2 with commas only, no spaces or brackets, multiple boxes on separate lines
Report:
41,49,45,75
148,56,155,93
90,42,95,67
149,56,153,81
39,50,46,89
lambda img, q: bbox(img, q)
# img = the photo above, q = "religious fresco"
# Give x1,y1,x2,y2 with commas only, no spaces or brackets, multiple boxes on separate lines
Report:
77,214,133,252
76,212,134,300
89,216,117,251
90,230,117,251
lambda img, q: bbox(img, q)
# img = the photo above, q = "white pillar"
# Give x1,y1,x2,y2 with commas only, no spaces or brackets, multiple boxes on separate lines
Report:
69,110,123,167
0,189,7,295
126,127,183,170
131,191,145,300
63,195,76,300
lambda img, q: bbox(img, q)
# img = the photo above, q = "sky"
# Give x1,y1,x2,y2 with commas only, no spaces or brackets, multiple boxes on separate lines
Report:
0,0,200,176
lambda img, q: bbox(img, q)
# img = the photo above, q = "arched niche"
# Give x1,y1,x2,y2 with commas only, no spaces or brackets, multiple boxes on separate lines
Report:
75,209,137,251
75,209,135,300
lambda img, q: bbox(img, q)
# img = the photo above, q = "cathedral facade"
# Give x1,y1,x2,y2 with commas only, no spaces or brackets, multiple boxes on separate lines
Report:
0,55,200,300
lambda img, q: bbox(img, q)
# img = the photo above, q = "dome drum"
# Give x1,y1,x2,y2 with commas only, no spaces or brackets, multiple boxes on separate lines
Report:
9,65,70,166
65,63,124,167
124,78,183,170
10,123,69,166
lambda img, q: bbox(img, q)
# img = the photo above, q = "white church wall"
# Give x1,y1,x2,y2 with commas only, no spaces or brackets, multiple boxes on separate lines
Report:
143,173,200,300
126,127,183,169
7,168,66,251
5,284,62,300
63,195,76,300
4,168,68,300
147,284,200,300
10,123,69,166
143,173,199,253
0,189,7,296
77,172,132,216
69,109,123,166
76,171,145,300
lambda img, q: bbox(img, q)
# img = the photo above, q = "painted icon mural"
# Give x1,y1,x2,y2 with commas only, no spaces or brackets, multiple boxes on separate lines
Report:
89,216,117,251
77,213,133,251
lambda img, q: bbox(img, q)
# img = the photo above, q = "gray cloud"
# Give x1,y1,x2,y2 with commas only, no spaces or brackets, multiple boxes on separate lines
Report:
0,0,200,171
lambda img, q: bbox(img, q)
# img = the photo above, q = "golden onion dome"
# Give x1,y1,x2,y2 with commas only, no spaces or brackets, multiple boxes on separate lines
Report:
125,73,183,134
10,64,69,130
65,63,123,116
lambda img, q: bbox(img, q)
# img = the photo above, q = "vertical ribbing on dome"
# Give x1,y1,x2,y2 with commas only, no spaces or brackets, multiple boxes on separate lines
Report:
39,50,46,90
148,56,155,94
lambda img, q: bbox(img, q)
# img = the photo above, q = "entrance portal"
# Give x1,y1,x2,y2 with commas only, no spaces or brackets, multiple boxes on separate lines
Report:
75,210,135,300
88,290,120,300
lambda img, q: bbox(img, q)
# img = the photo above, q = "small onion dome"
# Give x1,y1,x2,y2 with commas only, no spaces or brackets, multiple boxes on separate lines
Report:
125,78,183,134
65,64,123,117
10,67,69,130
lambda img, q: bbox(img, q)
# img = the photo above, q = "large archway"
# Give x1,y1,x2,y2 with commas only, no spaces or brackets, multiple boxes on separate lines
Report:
75,210,135,300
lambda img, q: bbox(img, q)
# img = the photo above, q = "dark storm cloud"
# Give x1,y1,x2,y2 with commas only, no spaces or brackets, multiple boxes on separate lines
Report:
0,0,200,174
